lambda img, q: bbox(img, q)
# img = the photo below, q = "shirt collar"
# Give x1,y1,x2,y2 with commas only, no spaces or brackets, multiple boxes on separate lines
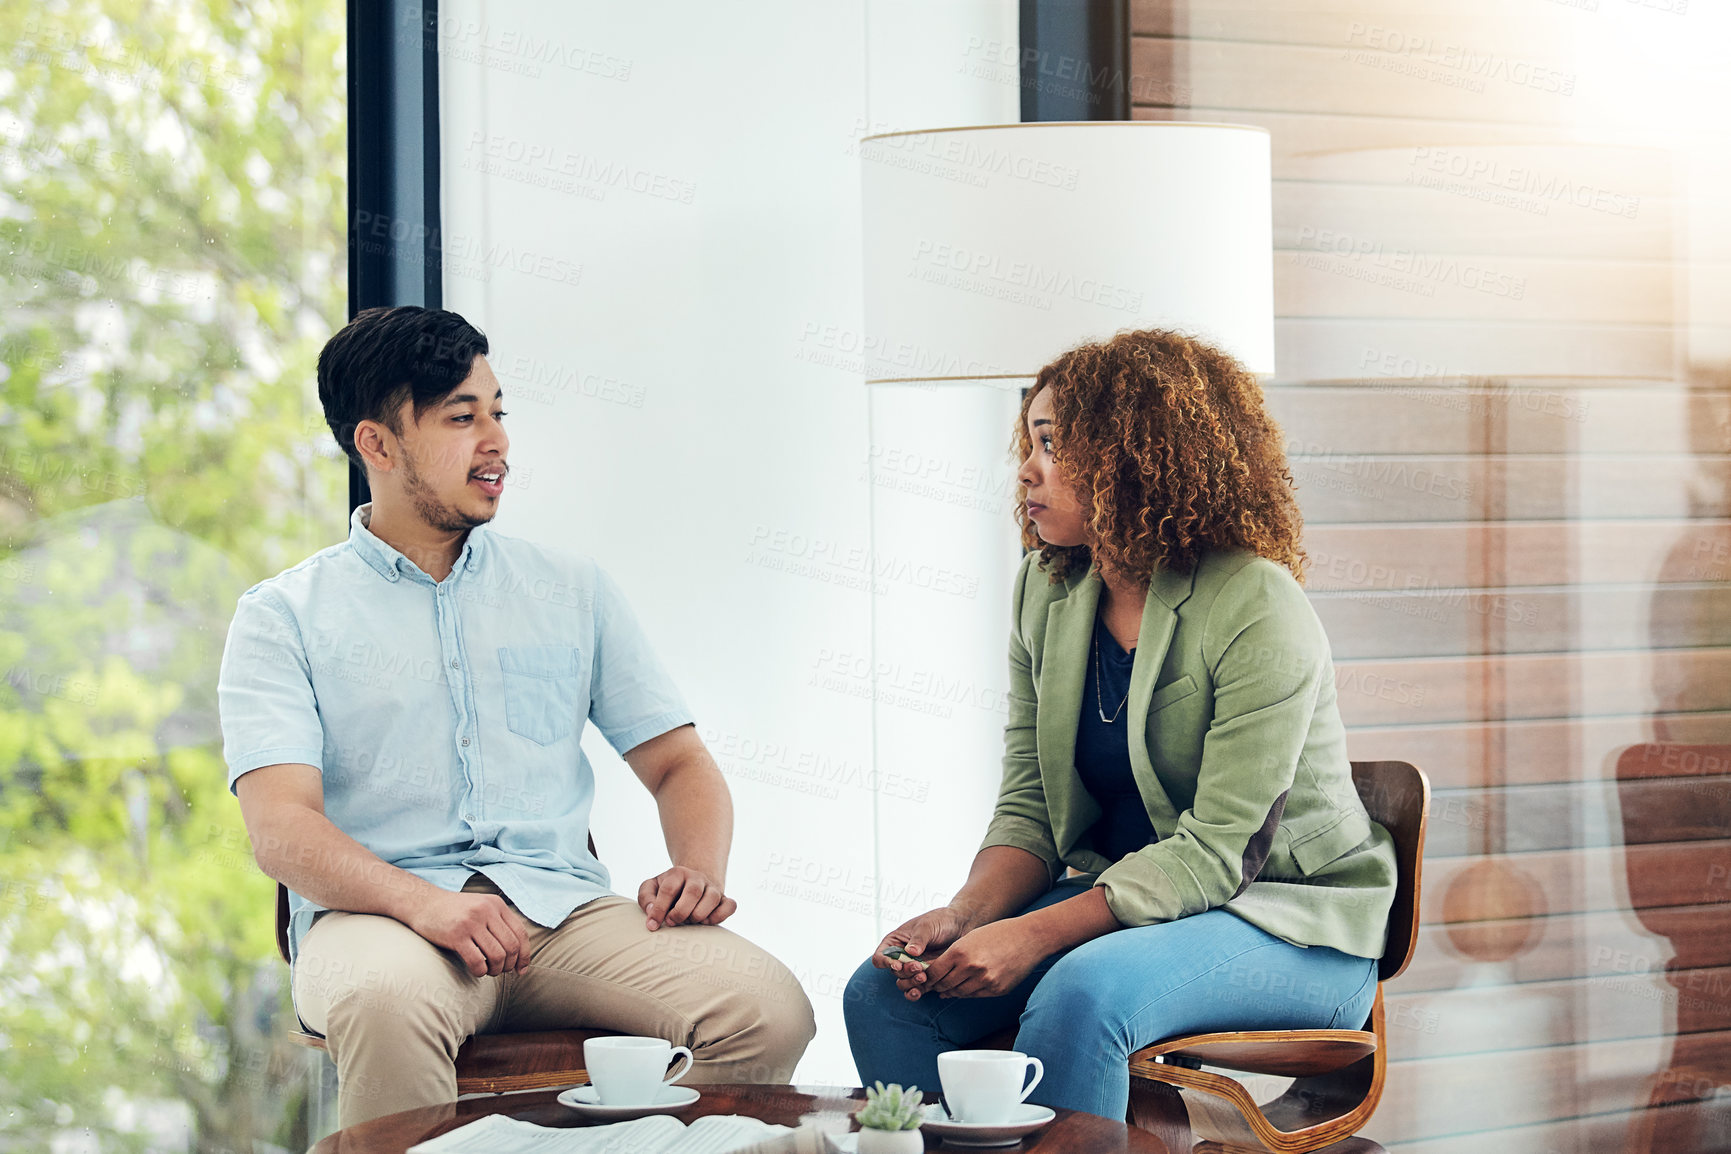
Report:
349,503,486,584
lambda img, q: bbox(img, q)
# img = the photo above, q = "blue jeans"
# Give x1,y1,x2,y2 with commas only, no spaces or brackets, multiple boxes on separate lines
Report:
843,879,1379,1120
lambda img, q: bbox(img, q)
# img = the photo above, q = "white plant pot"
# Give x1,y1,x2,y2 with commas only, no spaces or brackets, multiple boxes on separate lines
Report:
856,1126,925,1154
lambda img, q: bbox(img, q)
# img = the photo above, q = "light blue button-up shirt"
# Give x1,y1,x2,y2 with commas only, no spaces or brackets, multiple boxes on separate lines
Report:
217,504,693,960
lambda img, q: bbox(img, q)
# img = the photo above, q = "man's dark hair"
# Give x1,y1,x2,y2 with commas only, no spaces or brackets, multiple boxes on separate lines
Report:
317,306,490,468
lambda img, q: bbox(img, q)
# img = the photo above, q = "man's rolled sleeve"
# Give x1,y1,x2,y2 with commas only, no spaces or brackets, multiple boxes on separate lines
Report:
217,591,325,791
587,565,695,755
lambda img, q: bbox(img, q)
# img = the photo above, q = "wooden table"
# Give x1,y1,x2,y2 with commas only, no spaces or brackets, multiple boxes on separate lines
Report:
309,1083,1179,1153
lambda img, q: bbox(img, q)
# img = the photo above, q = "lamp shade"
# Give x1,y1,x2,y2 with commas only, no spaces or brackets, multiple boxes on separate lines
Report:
860,122,1274,381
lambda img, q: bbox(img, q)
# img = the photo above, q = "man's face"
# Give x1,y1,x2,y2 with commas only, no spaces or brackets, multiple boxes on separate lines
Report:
391,355,511,532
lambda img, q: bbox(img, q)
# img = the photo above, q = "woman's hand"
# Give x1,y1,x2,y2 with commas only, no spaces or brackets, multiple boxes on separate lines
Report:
918,918,1047,1000
872,906,972,982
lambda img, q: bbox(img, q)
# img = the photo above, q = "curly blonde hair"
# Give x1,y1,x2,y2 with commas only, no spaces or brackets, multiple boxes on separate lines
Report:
1014,328,1306,585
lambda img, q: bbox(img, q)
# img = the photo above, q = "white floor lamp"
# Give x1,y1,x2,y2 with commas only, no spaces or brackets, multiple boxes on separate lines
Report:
856,122,1276,930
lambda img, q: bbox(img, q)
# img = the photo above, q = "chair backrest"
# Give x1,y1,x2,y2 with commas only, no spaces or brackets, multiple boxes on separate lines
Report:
1612,742,1731,961
1350,760,1430,983
272,833,603,967
274,881,292,965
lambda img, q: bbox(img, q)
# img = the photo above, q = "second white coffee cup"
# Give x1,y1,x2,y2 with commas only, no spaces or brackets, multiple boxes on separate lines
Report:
583,1035,694,1105
937,1049,1044,1123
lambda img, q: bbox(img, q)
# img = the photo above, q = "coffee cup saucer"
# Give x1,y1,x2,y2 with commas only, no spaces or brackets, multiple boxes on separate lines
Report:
918,1102,1056,1147
556,1083,701,1121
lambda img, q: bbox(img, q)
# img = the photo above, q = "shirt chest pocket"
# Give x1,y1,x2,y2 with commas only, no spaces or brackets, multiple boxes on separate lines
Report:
498,646,584,746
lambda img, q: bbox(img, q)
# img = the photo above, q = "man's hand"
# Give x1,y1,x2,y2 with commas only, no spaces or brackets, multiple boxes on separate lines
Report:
638,866,736,931
403,889,533,977
623,728,737,932
916,918,1047,1000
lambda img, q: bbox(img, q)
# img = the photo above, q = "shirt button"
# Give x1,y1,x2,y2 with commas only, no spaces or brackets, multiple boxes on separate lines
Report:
461,737,470,747
450,659,459,669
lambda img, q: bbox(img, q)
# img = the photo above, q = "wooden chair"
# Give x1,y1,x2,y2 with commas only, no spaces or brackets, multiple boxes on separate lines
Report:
274,857,607,1095
1612,743,1731,1154
976,760,1427,1152
1124,760,1430,1153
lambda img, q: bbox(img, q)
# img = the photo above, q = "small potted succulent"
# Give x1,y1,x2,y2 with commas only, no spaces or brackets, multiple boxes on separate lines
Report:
855,1081,926,1153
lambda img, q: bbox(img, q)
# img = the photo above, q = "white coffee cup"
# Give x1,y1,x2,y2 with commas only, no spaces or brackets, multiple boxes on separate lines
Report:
937,1049,1044,1124
583,1035,694,1106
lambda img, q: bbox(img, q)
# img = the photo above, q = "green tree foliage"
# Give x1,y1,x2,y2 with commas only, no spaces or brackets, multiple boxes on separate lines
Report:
0,1,346,1148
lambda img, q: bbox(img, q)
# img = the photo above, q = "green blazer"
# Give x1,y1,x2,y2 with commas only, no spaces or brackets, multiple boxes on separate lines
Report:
980,548,1398,959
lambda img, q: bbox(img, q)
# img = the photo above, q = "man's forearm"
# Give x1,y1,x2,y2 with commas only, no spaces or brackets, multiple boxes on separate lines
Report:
651,755,734,883
252,804,439,923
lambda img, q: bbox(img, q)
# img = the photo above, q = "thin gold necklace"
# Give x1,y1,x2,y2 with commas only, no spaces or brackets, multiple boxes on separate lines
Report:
1094,632,1129,723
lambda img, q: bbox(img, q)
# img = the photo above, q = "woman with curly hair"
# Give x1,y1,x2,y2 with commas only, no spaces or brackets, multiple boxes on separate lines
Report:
844,329,1398,1120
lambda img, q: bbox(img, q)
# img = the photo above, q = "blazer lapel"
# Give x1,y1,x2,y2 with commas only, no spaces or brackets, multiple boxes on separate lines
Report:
1124,564,1198,837
1035,562,1103,853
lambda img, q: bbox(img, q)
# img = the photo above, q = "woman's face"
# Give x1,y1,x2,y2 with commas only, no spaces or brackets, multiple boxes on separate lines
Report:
1017,386,1089,548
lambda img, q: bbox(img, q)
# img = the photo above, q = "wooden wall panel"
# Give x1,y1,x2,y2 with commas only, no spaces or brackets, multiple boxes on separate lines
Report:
1131,4,1730,1148
1288,456,1730,522
1347,716,1731,790
1332,651,1731,726
1368,1031,1731,1143
1128,38,1581,124
1132,0,1606,55
1303,524,1731,592
1399,904,1731,992
1274,183,1675,263
1314,587,1731,659
1381,966,1731,1060
1390,1102,1731,1154
1417,777,1731,856
1416,841,1731,922
1135,106,1582,179
1275,252,1676,324
1268,387,1695,456
1272,317,1681,381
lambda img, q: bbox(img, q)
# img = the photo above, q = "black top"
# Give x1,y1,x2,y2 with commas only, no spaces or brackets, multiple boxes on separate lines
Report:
1074,613,1158,862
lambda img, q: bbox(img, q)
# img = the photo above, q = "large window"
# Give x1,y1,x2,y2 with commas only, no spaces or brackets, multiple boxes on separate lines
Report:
0,3,345,1148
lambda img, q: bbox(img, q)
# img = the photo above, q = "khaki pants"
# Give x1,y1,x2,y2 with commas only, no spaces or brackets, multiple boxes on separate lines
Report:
292,878,816,1127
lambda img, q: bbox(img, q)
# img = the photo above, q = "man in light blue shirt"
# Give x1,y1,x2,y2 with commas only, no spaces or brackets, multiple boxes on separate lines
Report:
218,306,813,1127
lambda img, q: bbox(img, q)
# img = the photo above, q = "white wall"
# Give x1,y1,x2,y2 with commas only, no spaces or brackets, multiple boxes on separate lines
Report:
439,0,1018,1082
